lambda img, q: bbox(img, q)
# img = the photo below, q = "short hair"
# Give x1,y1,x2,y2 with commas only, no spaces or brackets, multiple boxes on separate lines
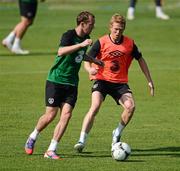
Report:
76,11,95,25
109,13,126,29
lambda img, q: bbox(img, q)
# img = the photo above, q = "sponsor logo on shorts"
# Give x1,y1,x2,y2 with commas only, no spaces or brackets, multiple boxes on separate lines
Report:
27,12,33,17
48,98,54,104
93,83,98,89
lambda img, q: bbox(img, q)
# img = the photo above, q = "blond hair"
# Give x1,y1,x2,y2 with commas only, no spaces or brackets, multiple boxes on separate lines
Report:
109,13,126,29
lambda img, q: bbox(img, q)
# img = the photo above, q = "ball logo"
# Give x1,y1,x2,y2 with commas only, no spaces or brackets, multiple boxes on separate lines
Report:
48,98,54,104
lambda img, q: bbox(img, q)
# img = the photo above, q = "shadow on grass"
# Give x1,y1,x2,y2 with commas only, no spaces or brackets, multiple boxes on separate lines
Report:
132,146,180,158
63,146,180,161
13,146,179,162
60,151,145,162
133,146,180,152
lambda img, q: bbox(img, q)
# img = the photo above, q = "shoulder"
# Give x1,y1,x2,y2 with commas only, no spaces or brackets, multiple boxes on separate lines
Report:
99,35,109,41
98,35,110,46
123,35,134,43
60,29,76,46
62,29,76,38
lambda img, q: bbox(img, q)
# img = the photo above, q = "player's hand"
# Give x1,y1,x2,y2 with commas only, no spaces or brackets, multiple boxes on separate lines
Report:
88,67,98,75
148,82,154,96
80,39,93,47
93,59,104,67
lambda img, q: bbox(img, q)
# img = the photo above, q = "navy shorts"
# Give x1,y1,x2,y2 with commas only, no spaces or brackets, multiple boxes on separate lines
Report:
45,80,78,108
92,80,132,105
19,0,37,19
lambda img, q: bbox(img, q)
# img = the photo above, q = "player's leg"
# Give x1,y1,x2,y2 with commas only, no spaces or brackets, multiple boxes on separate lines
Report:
127,0,137,20
11,1,37,54
2,31,15,50
112,93,135,146
44,103,73,159
155,0,170,20
25,106,59,155
44,84,77,159
25,81,60,155
11,16,33,54
74,91,104,152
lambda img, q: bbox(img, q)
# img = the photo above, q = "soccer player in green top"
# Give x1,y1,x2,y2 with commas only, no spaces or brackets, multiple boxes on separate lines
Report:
2,0,45,55
25,11,103,160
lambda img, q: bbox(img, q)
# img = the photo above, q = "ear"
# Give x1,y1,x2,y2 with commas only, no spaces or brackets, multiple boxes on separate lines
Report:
81,22,86,27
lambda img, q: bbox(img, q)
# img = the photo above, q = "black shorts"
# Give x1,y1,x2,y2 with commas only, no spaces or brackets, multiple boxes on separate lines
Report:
45,80,78,108
92,80,132,105
19,0,37,19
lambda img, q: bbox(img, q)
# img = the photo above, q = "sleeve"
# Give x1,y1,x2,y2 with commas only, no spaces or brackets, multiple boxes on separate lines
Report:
59,31,74,47
87,40,101,58
131,43,142,60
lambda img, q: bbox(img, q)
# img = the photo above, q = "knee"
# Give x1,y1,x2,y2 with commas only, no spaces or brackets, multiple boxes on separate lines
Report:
26,20,33,27
45,110,57,123
28,20,33,26
124,101,135,114
62,112,72,120
88,107,100,118
23,19,33,27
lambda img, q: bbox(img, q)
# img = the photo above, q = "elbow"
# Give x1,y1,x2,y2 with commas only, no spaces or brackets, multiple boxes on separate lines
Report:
57,50,63,56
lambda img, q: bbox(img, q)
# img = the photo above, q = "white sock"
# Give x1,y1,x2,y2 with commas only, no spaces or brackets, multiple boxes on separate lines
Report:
128,7,135,16
4,31,15,43
12,37,21,49
114,123,125,137
29,128,39,140
156,6,163,15
79,132,88,144
48,139,58,151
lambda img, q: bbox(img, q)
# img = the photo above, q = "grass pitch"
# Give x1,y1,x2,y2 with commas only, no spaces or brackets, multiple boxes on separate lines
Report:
0,0,180,170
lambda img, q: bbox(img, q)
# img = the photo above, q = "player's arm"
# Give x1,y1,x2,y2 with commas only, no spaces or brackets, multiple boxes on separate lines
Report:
132,43,154,96
83,54,104,67
58,39,92,56
57,30,92,56
84,40,102,75
138,57,154,96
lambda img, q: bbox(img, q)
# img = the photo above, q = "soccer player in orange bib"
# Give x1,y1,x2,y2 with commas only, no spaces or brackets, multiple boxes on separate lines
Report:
74,13,154,152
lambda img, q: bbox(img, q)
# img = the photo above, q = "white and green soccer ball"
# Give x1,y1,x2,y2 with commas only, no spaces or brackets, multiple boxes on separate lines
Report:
111,142,131,161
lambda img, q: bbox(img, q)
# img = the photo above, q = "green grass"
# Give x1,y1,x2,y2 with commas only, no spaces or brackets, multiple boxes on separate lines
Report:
0,0,180,170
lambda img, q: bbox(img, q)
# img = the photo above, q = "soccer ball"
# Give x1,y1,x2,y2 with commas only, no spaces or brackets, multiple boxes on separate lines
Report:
111,142,131,161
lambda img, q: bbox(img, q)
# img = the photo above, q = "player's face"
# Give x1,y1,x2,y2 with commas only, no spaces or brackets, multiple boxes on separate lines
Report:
82,16,95,35
110,22,125,42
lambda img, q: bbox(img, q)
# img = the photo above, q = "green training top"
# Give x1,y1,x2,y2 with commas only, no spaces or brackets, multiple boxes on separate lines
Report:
47,29,90,87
